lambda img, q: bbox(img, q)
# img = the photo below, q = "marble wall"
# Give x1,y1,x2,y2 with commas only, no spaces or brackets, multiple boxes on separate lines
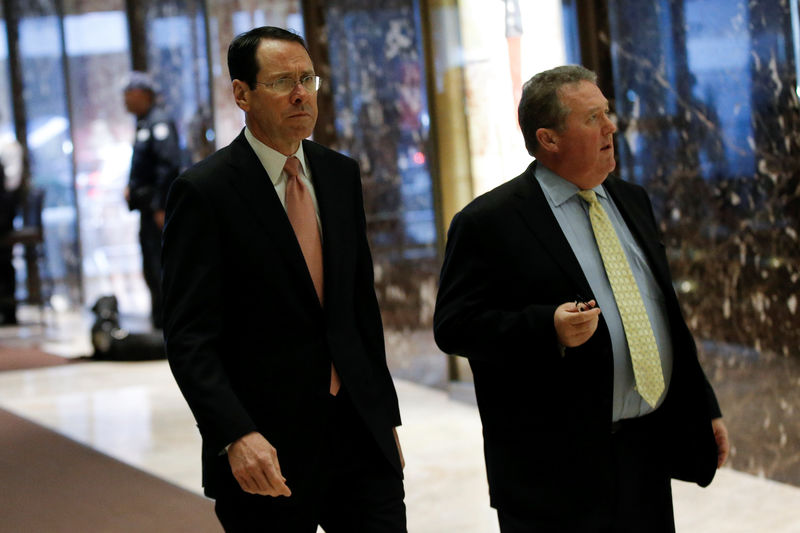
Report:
315,0,443,385
607,0,800,485
321,0,439,320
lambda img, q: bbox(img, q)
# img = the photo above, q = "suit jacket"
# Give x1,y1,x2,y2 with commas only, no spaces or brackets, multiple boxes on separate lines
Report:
162,131,402,500
433,162,720,516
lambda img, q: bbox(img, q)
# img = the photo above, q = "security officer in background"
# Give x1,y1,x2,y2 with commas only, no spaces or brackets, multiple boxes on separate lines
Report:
123,71,180,330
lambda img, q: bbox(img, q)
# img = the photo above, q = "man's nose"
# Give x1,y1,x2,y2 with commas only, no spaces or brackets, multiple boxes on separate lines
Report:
290,82,310,103
604,112,617,134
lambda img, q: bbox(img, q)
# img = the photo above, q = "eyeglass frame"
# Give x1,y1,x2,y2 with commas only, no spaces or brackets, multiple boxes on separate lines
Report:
252,75,322,95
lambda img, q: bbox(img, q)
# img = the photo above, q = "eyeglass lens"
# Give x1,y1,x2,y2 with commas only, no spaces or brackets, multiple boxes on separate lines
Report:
273,76,320,93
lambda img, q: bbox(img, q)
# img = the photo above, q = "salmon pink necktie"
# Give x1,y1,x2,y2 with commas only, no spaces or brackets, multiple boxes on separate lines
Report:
284,156,341,395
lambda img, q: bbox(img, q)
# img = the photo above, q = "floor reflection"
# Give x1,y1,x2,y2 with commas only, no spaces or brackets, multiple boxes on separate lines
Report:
0,310,799,531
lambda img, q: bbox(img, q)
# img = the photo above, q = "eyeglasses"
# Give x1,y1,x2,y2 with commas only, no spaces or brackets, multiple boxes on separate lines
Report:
254,75,322,95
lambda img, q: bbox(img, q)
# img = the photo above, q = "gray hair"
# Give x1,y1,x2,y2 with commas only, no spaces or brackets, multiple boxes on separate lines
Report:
518,65,598,156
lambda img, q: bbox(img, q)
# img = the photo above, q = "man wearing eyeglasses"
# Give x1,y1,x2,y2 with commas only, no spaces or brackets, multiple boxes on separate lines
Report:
162,26,406,531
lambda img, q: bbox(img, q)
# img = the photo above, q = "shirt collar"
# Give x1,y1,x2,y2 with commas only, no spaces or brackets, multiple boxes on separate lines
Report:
534,162,607,207
244,127,309,186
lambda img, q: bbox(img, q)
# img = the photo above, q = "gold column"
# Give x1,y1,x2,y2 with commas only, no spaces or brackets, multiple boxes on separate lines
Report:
420,0,474,383
420,0,473,248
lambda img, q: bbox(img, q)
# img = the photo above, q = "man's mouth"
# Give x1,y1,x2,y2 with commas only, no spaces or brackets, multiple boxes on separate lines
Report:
287,107,312,119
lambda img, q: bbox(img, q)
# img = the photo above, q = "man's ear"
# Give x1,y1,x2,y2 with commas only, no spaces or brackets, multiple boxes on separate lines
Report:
536,127,559,153
232,80,250,112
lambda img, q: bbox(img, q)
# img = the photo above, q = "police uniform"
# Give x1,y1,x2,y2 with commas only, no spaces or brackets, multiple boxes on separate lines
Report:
128,105,180,329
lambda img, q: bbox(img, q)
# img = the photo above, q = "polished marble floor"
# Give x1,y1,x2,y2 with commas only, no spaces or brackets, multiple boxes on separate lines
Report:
1,312,799,532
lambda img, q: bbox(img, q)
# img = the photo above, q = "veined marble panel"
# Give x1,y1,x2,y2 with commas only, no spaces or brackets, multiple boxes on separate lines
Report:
607,0,800,485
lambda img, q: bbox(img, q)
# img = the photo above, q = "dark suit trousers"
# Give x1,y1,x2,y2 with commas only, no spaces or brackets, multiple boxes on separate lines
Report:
214,388,407,533
497,413,675,533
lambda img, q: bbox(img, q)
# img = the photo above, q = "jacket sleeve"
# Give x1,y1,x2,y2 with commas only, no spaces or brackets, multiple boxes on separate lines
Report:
433,209,560,363
161,176,257,454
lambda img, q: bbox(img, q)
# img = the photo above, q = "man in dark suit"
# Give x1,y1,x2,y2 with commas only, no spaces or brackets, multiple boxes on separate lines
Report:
433,65,729,532
162,26,406,532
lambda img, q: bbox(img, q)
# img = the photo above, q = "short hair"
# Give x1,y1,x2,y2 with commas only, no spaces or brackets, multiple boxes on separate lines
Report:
518,65,597,156
122,71,157,94
227,26,309,89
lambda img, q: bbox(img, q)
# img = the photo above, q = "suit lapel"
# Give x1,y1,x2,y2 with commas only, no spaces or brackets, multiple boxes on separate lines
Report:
224,131,321,307
303,140,349,311
511,163,593,296
603,178,673,292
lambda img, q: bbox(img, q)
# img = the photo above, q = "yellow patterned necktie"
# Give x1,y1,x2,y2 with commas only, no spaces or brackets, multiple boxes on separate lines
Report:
577,189,664,407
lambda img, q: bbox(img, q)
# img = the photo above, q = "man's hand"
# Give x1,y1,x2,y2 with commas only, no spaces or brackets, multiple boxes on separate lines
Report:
393,427,405,470
554,300,601,348
712,418,729,468
227,431,292,497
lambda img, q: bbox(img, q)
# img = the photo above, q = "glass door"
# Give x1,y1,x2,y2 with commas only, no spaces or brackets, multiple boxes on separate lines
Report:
16,0,81,308
64,1,141,316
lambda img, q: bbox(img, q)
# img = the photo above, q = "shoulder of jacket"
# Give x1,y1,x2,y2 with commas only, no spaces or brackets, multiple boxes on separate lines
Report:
178,146,233,187
460,168,532,219
604,175,649,202
303,139,357,167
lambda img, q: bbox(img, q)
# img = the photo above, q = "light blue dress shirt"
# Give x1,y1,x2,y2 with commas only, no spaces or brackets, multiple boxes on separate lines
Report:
535,164,673,421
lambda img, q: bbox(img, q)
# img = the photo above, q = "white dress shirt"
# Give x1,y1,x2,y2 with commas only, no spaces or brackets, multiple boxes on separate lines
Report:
244,127,322,236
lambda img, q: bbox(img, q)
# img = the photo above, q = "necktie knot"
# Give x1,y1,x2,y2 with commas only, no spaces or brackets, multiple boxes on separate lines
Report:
577,189,598,205
284,156,302,180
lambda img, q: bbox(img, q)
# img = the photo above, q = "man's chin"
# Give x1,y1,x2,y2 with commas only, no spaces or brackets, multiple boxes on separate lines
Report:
289,124,316,141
